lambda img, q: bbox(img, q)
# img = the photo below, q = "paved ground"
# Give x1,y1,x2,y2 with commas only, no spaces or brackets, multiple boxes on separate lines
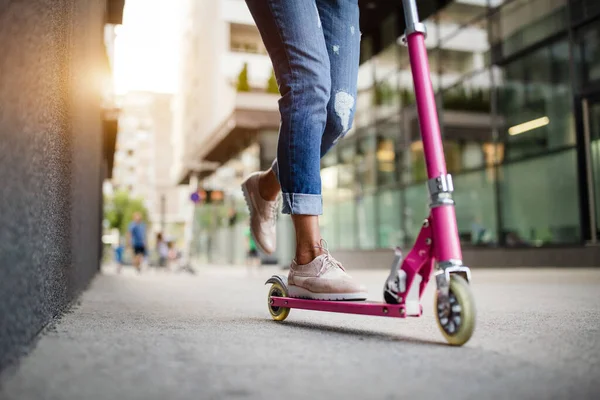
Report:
1,265,599,400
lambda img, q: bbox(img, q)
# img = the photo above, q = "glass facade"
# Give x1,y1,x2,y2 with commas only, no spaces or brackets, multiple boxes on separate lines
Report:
320,0,600,250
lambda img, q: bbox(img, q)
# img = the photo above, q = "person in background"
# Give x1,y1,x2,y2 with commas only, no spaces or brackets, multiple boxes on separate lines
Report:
114,238,125,273
156,232,169,268
245,226,261,270
128,212,146,272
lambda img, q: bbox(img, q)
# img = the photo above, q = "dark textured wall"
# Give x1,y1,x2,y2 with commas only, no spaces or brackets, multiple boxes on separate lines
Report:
0,0,107,370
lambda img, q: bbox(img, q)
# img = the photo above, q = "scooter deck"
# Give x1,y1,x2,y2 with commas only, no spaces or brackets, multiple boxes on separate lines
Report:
270,296,422,318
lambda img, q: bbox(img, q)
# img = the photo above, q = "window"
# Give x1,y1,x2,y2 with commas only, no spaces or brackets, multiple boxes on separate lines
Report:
376,128,398,186
499,150,580,245
489,0,567,59
453,169,498,245
497,39,575,161
229,23,265,54
321,152,339,248
404,182,429,245
357,193,377,249
356,135,376,189
569,0,600,25
437,69,495,174
377,190,402,248
373,44,401,121
337,144,357,249
575,22,600,88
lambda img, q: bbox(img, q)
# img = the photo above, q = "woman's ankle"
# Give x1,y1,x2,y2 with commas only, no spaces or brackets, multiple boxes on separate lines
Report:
294,241,324,265
291,214,323,264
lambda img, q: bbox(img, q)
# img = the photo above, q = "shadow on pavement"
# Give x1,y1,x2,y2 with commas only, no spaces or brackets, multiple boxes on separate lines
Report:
256,318,451,348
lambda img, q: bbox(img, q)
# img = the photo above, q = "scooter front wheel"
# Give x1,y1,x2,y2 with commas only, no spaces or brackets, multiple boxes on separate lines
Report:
434,275,476,346
267,282,290,321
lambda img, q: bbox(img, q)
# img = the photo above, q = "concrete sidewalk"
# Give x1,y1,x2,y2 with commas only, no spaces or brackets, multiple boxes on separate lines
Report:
1,266,599,400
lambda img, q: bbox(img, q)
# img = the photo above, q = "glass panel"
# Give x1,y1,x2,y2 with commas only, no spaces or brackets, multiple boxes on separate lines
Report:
337,144,356,249
338,197,356,249
575,23,600,88
357,135,376,189
497,39,575,161
321,165,339,248
354,87,375,130
229,23,266,55
404,182,429,245
373,44,400,121
453,168,498,246
376,126,399,186
489,0,567,59
438,69,495,173
436,2,489,83
499,149,580,245
380,13,397,49
357,193,377,249
356,36,375,130
377,190,403,248
437,1,487,41
373,72,401,121
338,143,356,189
406,140,428,184
441,69,492,111
570,0,600,25
588,101,600,237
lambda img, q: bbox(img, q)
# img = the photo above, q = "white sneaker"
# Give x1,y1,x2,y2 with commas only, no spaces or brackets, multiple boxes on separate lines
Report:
287,240,368,301
241,172,278,255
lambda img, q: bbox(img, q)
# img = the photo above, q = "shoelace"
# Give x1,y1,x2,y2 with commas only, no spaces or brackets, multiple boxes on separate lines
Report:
314,239,345,277
269,196,280,226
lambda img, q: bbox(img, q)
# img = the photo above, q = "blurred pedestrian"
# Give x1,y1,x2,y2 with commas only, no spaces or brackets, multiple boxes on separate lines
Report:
241,1,367,300
245,226,261,270
128,212,146,272
114,238,125,273
156,232,169,268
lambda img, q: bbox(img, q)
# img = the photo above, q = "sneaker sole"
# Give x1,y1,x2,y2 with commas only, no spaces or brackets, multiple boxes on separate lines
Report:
241,177,273,255
288,285,368,301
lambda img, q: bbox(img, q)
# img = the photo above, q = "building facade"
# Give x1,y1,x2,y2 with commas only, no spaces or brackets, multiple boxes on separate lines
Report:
172,0,282,264
112,92,189,243
320,0,600,266
188,0,600,267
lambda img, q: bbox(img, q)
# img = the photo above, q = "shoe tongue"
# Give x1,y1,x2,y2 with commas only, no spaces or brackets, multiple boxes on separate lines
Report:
318,254,346,275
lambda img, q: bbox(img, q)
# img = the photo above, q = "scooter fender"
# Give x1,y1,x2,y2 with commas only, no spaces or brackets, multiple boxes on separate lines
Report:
265,274,288,289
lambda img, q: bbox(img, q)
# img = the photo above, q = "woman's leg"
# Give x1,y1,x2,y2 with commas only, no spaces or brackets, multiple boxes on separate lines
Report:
243,0,366,300
287,0,361,265
242,0,331,257
317,0,360,157
282,0,365,300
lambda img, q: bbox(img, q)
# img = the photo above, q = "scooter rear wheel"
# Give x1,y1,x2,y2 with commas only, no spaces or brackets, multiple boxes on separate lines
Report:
267,282,290,321
434,275,476,346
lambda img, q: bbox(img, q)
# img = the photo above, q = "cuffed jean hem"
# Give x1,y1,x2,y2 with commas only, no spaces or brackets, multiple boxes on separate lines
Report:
281,193,323,215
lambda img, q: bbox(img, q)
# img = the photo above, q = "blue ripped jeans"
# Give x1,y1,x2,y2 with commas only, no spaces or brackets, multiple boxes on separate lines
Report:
245,0,360,215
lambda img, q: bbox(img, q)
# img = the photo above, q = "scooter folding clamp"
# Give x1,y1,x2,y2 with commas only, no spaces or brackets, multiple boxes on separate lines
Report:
405,22,427,38
402,0,428,39
399,22,427,46
427,174,455,208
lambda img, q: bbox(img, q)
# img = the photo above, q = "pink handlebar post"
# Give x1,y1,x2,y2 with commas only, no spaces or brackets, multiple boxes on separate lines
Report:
407,33,447,179
403,0,463,263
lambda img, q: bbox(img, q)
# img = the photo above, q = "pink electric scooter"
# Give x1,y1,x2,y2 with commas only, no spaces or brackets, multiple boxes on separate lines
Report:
265,0,476,346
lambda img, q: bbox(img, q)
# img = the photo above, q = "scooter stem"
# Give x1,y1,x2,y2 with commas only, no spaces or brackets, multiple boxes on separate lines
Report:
402,0,463,264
